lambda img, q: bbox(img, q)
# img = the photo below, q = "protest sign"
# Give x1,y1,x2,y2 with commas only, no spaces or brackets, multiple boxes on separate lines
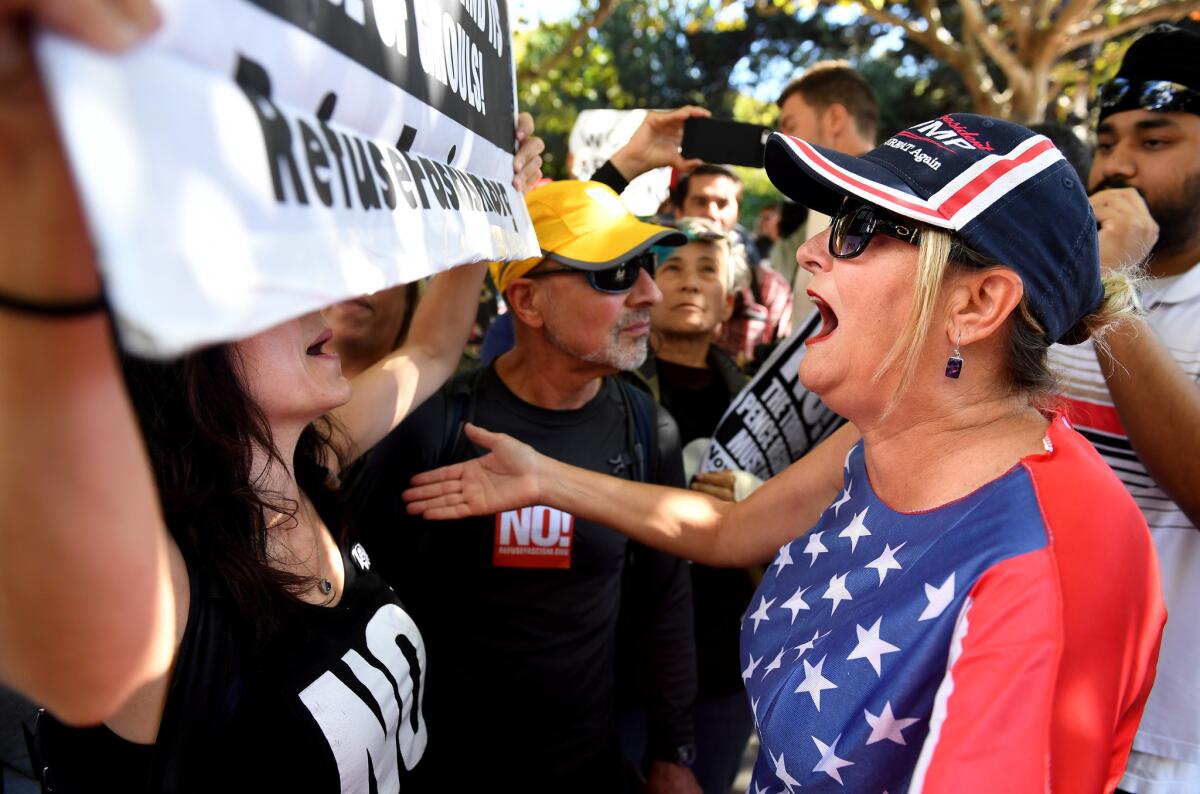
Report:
568,109,671,217
702,309,845,479
36,0,539,356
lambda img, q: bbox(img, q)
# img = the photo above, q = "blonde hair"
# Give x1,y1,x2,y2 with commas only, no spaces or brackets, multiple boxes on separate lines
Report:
872,228,1145,413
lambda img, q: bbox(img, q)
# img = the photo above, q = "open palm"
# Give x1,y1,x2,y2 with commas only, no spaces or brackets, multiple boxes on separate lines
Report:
403,424,544,520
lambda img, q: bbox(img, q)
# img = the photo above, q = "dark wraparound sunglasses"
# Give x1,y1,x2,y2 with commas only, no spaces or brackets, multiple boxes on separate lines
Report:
1098,78,1200,117
523,250,658,294
829,198,923,259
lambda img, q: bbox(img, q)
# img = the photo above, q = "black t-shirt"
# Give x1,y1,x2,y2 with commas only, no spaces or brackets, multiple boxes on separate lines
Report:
347,365,693,790
652,352,757,700
35,541,428,793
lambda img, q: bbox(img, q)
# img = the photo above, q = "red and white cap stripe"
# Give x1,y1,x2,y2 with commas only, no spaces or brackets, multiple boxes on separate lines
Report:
781,134,1065,231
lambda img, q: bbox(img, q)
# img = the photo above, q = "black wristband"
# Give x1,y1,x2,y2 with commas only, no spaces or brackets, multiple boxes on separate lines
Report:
0,289,106,318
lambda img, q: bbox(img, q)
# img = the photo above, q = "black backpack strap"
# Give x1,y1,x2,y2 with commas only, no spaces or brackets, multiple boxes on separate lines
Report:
615,377,657,483
440,366,488,466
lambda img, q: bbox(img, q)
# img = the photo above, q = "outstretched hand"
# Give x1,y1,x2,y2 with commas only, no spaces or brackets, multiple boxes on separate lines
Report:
404,423,545,520
609,105,711,182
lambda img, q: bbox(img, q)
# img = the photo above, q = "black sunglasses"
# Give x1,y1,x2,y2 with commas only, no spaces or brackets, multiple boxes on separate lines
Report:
829,198,922,259
523,250,658,294
1098,78,1200,117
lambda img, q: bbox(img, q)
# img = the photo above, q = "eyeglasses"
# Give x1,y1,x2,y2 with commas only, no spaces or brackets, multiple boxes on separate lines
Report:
829,198,922,259
523,250,658,294
1098,78,1200,117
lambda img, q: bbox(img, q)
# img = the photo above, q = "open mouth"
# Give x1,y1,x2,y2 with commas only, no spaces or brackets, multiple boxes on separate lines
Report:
306,328,334,356
808,291,839,343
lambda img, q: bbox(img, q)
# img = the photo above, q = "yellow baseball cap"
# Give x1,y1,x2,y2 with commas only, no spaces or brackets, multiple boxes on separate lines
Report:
491,180,686,293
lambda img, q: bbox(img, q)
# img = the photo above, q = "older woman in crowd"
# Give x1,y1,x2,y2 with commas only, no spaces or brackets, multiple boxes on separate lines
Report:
640,217,753,794
406,114,1166,792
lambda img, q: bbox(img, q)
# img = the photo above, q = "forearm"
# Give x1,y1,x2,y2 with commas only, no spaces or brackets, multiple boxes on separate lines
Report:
0,312,175,723
539,457,752,566
337,262,486,462
1098,317,1200,525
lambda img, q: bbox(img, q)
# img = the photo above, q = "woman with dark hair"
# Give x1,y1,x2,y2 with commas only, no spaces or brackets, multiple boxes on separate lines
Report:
406,115,1166,792
0,2,543,790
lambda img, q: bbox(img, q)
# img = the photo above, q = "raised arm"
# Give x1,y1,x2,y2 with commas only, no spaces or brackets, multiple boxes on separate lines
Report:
0,0,181,724
1092,188,1200,526
405,421,858,567
331,113,544,464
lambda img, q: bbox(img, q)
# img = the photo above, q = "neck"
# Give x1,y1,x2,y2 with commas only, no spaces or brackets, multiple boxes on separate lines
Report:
853,389,1047,512
494,345,607,410
1147,239,1200,279
251,421,304,513
652,331,711,368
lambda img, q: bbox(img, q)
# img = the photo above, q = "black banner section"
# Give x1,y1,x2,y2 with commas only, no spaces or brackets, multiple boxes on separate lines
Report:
246,0,513,151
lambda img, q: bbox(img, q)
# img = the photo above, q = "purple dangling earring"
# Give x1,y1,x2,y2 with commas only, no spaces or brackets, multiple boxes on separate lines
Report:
945,333,963,379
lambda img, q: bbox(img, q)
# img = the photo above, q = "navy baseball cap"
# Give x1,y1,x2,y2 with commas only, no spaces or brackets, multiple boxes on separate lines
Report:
764,113,1102,344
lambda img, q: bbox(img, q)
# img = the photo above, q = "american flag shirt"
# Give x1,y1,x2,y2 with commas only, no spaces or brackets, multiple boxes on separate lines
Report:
741,416,1165,793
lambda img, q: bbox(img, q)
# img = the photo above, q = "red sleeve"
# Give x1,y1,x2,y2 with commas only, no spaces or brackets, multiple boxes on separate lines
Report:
911,549,1061,794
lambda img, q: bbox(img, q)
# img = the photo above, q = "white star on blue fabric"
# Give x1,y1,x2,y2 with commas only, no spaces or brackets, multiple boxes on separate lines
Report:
762,646,787,678
794,654,838,711
770,749,801,793
742,652,762,680
839,507,872,553
772,542,794,575
865,541,905,585
792,629,823,660
846,616,901,676
803,530,829,566
812,734,854,785
781,584,811,623
919,573,956,621
830,480,852,516
822,571,853,614
749,596,776,633
864,702,921,745
844,445,855,472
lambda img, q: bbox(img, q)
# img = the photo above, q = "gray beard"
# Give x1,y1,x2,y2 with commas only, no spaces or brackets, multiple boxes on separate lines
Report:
544,310,651,371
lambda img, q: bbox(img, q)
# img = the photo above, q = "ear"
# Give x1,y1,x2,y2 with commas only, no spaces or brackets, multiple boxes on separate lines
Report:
944,267,1025,347
822,103,849,140
504,281,546,330
720,291,736,323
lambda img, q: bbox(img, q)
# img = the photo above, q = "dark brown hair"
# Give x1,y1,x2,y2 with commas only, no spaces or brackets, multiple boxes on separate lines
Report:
120,346,347,650
670,163,744,209
777,61,879,143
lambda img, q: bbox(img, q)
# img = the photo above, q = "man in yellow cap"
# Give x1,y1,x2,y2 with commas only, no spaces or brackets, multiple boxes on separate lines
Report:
347,180,702,794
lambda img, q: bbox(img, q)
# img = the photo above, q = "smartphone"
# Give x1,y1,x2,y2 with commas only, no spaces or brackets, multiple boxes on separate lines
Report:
682,117,771,168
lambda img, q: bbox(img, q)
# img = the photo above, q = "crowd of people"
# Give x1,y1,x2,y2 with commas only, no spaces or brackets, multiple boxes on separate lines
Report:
1,2,1198,793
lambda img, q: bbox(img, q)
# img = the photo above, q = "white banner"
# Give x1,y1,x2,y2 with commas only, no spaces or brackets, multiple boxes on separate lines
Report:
702,309,844,479
37,0,540,357
568,109,671,217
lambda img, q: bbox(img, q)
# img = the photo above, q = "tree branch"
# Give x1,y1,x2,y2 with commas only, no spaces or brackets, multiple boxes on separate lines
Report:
1060,1,1200,54
516,0,620,80
959,0,1026,85
854,2,959,61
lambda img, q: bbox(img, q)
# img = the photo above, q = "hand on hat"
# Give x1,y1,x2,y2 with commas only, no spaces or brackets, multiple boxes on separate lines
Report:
1091,187,1159,272
0,0,160,300
610,105,712,182
512,111,545,194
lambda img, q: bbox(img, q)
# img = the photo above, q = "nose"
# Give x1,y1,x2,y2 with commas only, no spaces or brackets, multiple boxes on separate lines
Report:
628,267,662,307
798,228,834,275
1090,141,1137,189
